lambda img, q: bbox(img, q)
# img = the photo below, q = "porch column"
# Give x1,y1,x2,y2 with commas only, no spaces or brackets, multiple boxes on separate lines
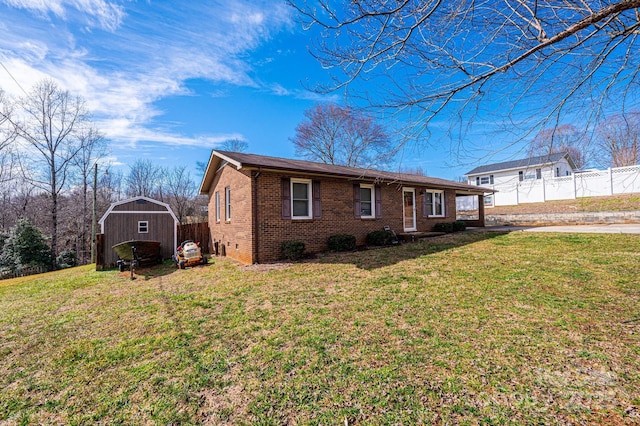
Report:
477,194,485,227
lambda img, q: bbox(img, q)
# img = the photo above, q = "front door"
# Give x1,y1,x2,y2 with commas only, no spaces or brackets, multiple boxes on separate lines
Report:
403,188,416,232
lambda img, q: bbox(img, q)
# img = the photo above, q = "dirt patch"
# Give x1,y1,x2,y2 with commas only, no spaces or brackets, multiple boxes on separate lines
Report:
241,262,292,273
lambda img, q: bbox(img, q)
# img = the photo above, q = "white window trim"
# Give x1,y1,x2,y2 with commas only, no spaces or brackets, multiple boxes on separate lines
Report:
291,178,312,220
225,186,231,221
138,220,149,233
360,184,375,218
425,189,445,217
215,191,220,223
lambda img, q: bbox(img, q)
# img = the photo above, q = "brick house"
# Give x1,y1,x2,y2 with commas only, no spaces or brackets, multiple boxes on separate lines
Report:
199,150,492,264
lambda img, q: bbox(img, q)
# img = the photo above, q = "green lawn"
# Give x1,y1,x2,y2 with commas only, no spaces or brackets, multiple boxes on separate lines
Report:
1,232,639,425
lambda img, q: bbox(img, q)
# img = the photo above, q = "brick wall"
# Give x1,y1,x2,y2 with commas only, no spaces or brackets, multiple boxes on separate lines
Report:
207,166,254,264
207,166,460,264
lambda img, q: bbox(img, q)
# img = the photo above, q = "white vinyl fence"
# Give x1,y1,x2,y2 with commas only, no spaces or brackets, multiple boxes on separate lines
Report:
457,164,640,209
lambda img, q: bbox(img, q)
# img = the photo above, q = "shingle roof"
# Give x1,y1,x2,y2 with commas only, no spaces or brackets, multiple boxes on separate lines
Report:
200,150,492,195
465,152,573,176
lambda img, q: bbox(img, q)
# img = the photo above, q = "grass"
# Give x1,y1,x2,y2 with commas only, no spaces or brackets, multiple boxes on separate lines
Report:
1,231,639,424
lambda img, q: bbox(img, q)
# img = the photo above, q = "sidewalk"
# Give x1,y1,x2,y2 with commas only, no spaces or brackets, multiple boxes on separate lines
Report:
477,224,640,234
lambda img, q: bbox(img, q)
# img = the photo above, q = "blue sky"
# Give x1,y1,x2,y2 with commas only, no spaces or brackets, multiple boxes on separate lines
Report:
0,0,523,181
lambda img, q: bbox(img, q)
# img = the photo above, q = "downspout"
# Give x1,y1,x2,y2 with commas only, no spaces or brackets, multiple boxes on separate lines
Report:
252,169,262,264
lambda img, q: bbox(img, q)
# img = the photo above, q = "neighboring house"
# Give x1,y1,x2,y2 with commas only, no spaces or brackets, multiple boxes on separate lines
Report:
199,150,492,264
98,196,178,268
465,152,577,207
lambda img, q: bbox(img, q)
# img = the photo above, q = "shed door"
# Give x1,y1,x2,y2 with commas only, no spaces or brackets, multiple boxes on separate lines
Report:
403,188,416,232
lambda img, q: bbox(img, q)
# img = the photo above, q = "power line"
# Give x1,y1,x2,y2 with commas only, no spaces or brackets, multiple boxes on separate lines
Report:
0,60,29,96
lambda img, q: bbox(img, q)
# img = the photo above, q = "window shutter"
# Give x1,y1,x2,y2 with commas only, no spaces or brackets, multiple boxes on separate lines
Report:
353,183,361,218
312,180,322,219
375,185,382,218
422,189,428,217
282,178,291,219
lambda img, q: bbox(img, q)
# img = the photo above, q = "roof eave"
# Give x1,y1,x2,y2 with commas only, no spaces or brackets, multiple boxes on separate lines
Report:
199,150,245,195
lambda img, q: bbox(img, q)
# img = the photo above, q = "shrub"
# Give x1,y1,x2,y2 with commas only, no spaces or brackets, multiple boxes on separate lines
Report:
366,230,396,246
57,250,78,269
327,234,356,252
433,221,467,233
281,240,305,261
453,220,467,232
433,222,454,233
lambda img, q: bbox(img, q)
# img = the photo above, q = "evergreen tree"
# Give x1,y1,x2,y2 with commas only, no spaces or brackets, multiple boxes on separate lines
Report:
0,219,51,272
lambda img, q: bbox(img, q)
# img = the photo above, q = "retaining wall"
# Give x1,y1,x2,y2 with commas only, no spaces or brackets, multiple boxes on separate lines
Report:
480,211,640,226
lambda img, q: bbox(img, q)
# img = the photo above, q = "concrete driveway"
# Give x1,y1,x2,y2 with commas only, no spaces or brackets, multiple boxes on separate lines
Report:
480,224,640,234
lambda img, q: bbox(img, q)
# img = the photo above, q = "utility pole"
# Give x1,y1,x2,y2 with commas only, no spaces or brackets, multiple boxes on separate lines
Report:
91,162,97,264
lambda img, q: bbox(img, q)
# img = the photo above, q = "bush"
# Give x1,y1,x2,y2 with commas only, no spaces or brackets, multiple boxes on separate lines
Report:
453,220,467,232
327,234,356,252
57,250,78,269
281,240,305,261
433,222,454,233
366,230,396,246
0,219,51,272
433,221,467,233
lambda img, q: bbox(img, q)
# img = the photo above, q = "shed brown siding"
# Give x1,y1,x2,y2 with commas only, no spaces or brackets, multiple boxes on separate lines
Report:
207,165,460,264
102,212,176,267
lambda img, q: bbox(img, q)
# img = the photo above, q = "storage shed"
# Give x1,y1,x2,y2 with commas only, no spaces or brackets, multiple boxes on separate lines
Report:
98,196,178,268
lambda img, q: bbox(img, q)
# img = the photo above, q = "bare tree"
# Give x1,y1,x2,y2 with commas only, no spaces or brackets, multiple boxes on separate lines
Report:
399,166,426,176
529,124,589,169
596,111,640,167
125,159,166,199
292,103,394,167
0,89,16,185
220,138,249,152
165,165,196,224
12,79,88,269
71,128,107,263
288,1,640,148
98,167,123,208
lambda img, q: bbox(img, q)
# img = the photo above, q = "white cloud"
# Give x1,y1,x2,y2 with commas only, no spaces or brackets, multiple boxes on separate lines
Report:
97,117,244,149
0,0,297,151
0,0,124,30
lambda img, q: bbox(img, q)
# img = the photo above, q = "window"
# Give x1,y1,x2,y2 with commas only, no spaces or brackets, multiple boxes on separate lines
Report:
478,175,494,185
424,190,444,217
555,167,560,178
536,168,542,179
225,186,231,221
138,221,148,233
291,179,312,219
519,171,524,181
359,184,375,218
484,194,493,206
215,191,220,222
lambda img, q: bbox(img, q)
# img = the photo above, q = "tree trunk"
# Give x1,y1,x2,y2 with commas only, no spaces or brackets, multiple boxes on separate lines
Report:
51,185,57,271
